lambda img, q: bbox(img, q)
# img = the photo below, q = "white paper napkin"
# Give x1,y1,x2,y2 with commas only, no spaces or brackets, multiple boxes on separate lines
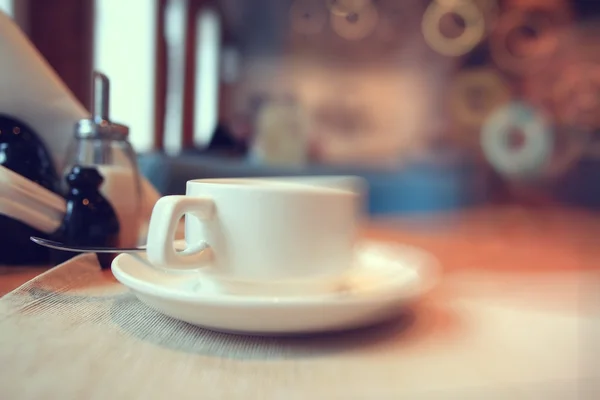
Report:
0,11,89,171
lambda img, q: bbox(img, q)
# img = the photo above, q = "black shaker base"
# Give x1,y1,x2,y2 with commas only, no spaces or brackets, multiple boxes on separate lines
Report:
50,250,116,270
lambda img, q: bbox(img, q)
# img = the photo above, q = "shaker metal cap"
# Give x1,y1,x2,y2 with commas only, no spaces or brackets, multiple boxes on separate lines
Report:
75,71,130,139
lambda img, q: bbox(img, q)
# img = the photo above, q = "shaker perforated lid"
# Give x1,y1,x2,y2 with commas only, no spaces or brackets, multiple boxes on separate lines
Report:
75,72,129,139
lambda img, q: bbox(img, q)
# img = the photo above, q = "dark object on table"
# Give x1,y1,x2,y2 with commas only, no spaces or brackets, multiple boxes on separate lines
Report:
51,166,120,269
0,216,51,265
0,114,59,193
0,115,60,265
200,123,247,156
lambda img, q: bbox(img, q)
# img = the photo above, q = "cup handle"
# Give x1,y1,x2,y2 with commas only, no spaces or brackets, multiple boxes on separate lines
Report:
146,195,215,270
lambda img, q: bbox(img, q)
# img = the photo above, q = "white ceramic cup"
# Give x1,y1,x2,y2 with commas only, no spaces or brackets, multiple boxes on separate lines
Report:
146,176,364,294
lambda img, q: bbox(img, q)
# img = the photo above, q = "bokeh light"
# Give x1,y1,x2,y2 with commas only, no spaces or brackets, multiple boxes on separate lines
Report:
330,2,379,41
422,0,486,57
449,68,512,130
481,102,553,180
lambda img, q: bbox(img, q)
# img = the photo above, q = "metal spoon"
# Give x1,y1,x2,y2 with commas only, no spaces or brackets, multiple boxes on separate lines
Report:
30,236,146,253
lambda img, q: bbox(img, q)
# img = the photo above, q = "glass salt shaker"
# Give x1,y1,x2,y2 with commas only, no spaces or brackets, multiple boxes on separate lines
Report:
62,71,142,248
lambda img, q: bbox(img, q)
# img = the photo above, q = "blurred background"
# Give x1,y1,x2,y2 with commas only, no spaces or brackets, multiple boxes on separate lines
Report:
2,0,600,214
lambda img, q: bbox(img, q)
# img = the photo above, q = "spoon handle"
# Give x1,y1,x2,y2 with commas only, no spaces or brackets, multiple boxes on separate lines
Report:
30,236,145,253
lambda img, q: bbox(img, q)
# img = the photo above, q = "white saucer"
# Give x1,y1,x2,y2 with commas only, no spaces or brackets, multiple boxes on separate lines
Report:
111,240,441,335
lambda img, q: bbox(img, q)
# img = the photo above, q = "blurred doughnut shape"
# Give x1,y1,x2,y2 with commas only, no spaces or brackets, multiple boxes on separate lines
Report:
330,1,379,41
481,101,554,179
490,0,572,75
449,68,512,130
422,0,486,57
436,0,499,31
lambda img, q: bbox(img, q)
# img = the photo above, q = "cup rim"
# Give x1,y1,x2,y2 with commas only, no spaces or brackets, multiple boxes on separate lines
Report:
186,176,362,194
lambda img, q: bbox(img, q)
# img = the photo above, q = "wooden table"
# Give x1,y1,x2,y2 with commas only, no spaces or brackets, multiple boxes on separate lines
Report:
0,265,50,296
1,205,598,398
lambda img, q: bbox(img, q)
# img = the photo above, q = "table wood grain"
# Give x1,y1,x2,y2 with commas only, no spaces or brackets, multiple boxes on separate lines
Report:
0,266,51,296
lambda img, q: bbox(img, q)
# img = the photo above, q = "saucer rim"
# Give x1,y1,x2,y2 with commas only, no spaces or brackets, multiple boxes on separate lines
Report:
111,239,441,308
